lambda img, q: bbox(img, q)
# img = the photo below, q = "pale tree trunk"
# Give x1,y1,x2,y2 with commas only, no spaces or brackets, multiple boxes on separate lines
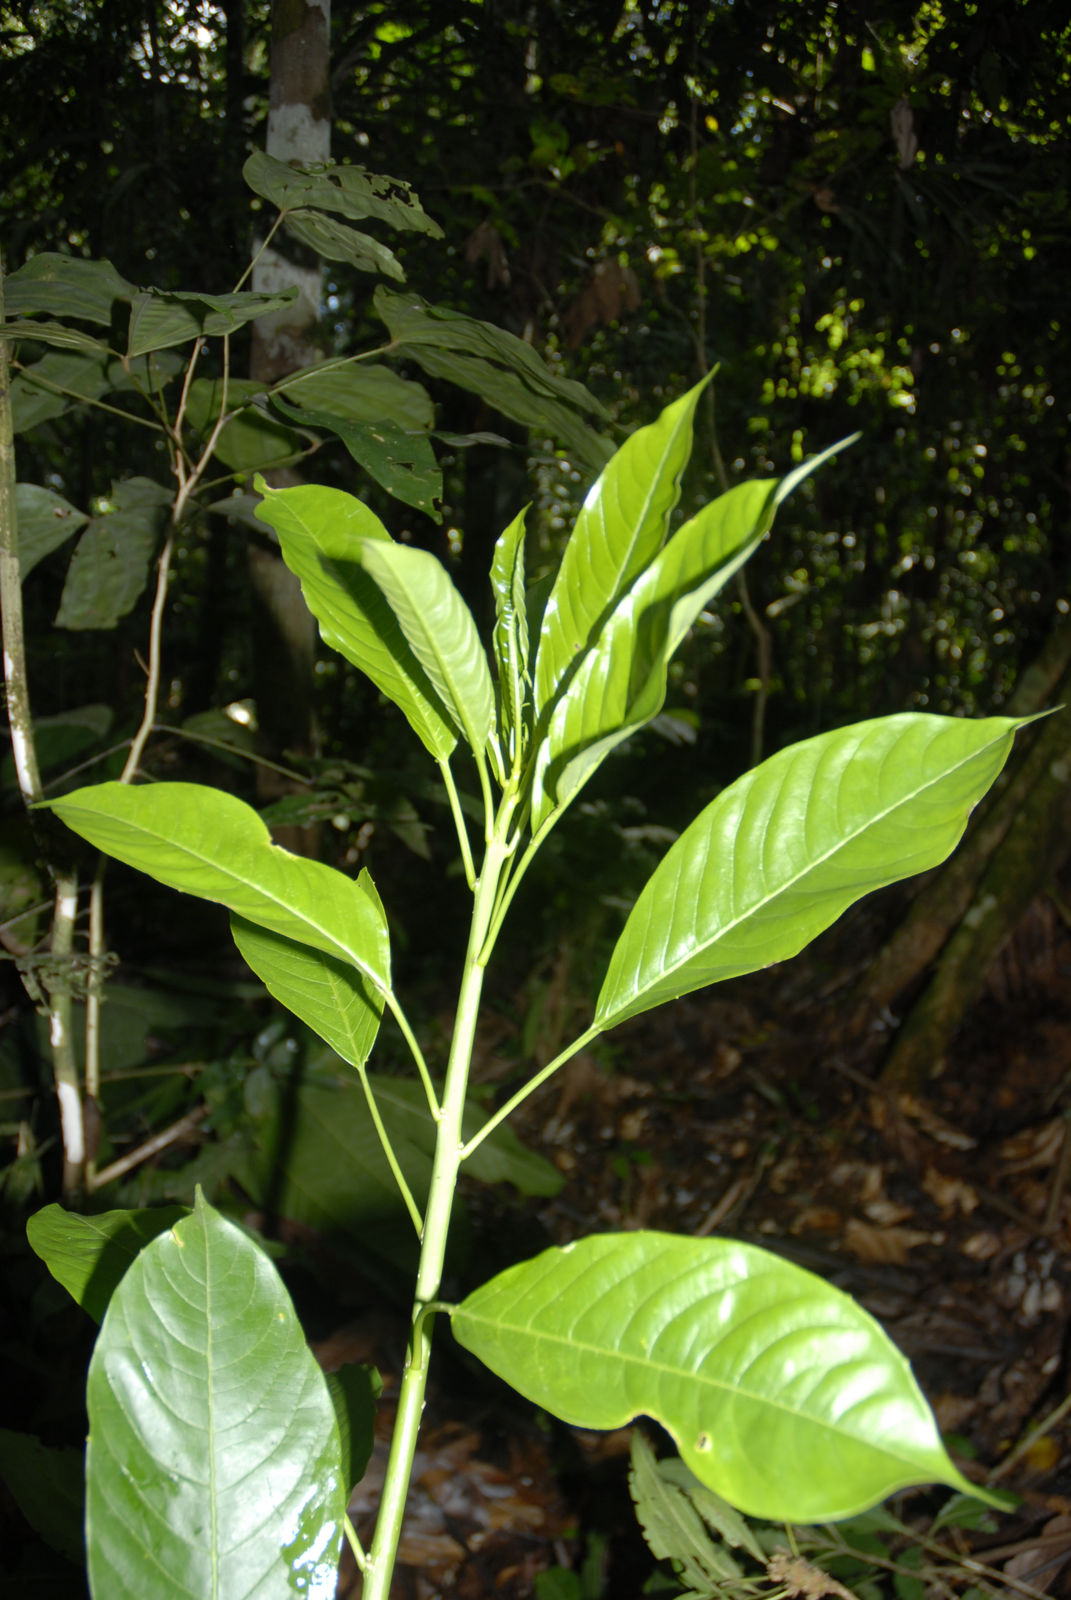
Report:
248,0,330,848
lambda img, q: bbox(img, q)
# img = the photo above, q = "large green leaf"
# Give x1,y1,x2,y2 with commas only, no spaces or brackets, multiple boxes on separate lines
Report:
126,286,299,357
26,1203,188,1324
85,1192,343,1600
450,1231,996,1522
358,539,495,760
530,477,776,831
15,483,89,579
271,395,441,518
243,152,443,238
185,377,305,472
283,210,405,278
230,867,386,1070
595,713,1025,1031
489,508,530,768
273,362,433,431
10,348,118,432
46,781,392,996
55,476,171,630
3,252,136,324
252,479,458,759
533,376,710,721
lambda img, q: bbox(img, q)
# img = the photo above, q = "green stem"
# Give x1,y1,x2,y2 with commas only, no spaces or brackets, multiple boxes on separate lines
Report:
439,758,476,890
381,989,439,1118
355,1065,423,1236
360,820,513,1600
459,1022,602,1160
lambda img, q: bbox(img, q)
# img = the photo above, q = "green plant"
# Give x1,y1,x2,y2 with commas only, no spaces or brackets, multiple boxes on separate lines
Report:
26,377,1022,1596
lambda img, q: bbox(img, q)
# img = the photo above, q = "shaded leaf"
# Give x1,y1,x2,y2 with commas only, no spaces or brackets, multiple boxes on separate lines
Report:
3,252,136,324
253,479,457,759
358,538,495,759
10,347,178,432
325,1365,381,1494
272,394,441,518
26,1202,188,1323
1,319,110,352
126,286,299,357
629,1432,743,1589
283,210,405,278
451,1231,997,1521
274,361,433,430
0,1429,84,1565
243,152,443,238
15,483,89,579
46,781,393,996
85,1192,343,1600
54,476,171,630
185,377,304,472
596,713,1026,1031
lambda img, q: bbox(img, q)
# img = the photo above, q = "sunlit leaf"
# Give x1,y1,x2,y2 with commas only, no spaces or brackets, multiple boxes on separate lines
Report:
451,1231,999,1521
85,1192,343,1600
26,1202,188,1324
489,507,530,766
46,781,392,996
595,713,1026,1031
55,476,172,630
252,479,457,760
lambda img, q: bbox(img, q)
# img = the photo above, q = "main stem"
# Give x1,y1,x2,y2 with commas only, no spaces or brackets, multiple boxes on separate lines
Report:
361,821,513,1600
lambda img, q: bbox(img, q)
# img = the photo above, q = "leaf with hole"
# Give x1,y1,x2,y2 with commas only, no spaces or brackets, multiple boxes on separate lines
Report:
15,484,89,579
451,1231,1000,1521
243,152,443,237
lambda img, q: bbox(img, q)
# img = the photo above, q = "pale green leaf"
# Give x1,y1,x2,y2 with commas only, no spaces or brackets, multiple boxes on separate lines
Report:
596,714,1025,1031
3,252,136,324
530,477,775,830
283,210,405,278
534,376,711,721
243,152,443,238
252,479,457,760
46,781,392,996
359,539,495,759
271,394,441,518
26,1202,188,1323
451,1231,996,1522
85,1192,343,1600
55,476,171,630
15,483,89,579
489,507,530,766
126,286,299,357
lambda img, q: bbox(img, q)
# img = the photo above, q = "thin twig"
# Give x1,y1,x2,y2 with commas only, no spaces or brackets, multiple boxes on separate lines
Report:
89,1104,209,1190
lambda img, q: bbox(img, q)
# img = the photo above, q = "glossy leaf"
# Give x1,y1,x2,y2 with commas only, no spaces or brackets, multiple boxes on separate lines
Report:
15,483,89,579
283,210,405,278
595,713,1025,1031
185,377,304,473
2,252,136,324
271,395,441,518
530,477,776,830
450,1231,994,1521
54,476,171,630
85,1192,343,1600
534,376,710,721
359,539,495,760
489,508,530,766
26,1202,188,1324
126,286,299,357
252,480,457,759
46,781,392,996
230,867,386,1070
243,152,443,238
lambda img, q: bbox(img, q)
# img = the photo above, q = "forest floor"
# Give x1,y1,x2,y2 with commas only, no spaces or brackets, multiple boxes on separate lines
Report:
329,889,1071,1600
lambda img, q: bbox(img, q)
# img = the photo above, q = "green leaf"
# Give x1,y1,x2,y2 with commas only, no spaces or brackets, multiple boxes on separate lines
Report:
533,376,710,722
252,479,458,760
358,538,495,760
46,781,392,996
595,713,1026,1032
273,361,433,431
126,286,299,357
14,483,89,579
283,210,405,278
54,476,171,630
26,1202,188,1323
3,252,136,324
1,319,111,352
243,152,443,238
185,377,305,472
450,1231,997,1522
629,1432,742,1589
230,866,386,1069
0,1430,84,1565
85,1192,343,1600
489,507,531,767
530,477,776,831
271,394,441,518
10,348,118,431
657,1460,767,1562
325,1365,381,1494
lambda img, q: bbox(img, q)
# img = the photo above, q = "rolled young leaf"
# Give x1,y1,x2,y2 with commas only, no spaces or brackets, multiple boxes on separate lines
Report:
86,1192,344,1600
253,479,457,760
47,781,392,996
595,712,1027,1031
489,508,531,770
451,1231,1001,1522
